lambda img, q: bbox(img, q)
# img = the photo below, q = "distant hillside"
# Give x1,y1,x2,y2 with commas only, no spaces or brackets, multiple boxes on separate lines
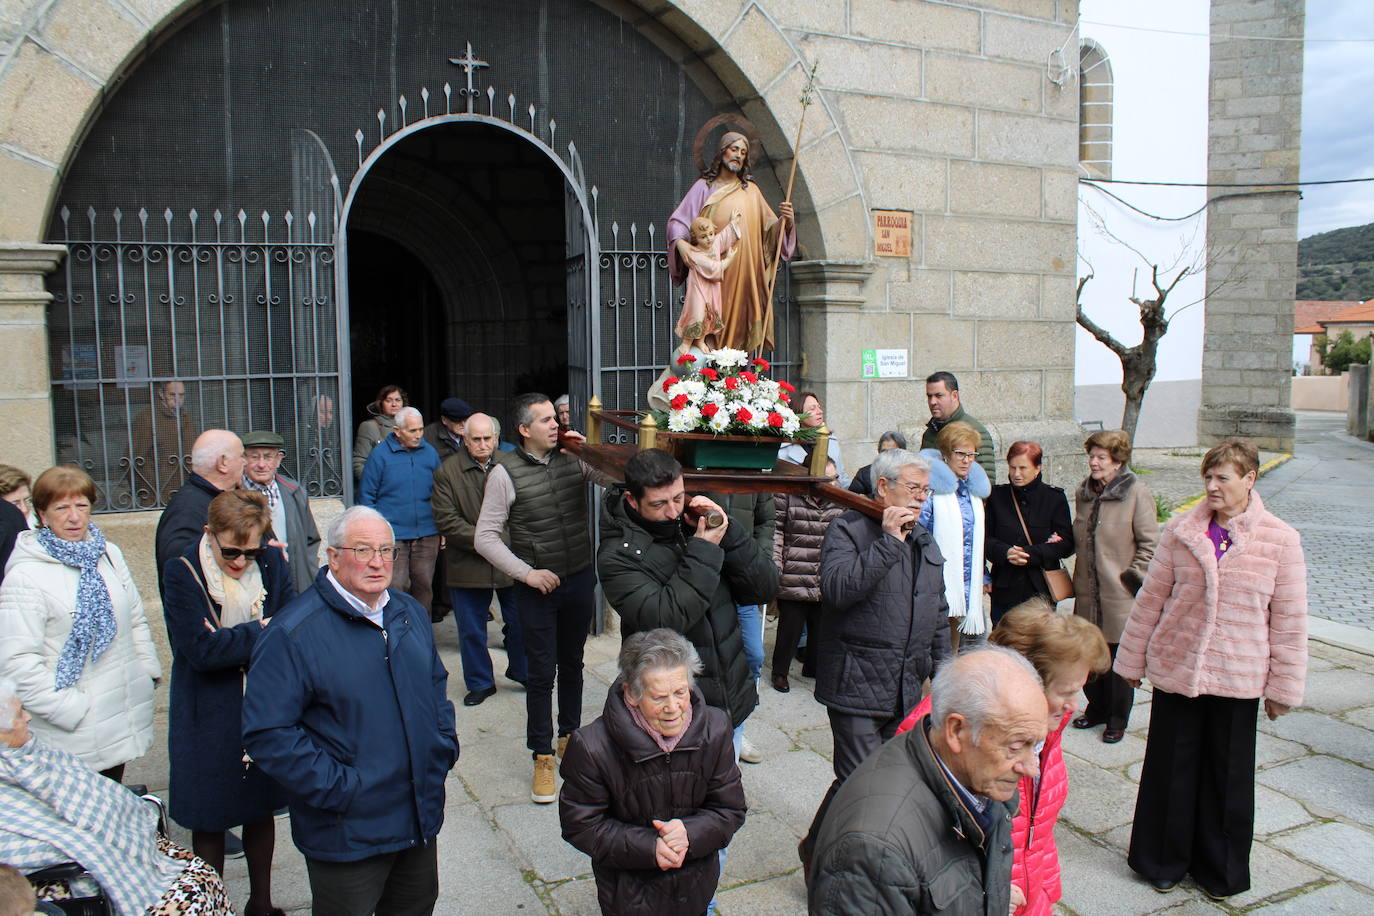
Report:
1298,222,1374,300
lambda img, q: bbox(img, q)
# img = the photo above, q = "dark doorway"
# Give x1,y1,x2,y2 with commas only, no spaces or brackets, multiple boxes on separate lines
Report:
345,122,572,432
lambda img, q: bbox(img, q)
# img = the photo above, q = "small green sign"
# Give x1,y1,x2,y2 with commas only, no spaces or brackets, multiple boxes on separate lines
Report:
861,348,878,379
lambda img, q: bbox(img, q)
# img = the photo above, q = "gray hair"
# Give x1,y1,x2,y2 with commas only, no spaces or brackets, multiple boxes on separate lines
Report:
555,394,571,408
0,676,19,729
394,406,422,427
930,644,1043,744
326,505,394,549
190,430,242,475
871,448,930,491
619,628,703,700
878,430,908,451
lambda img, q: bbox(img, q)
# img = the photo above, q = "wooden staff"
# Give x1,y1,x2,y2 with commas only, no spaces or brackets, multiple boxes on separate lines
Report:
758,61,819,358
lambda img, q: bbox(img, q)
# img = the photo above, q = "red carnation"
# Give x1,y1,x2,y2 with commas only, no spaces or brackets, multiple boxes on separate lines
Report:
734,407,753,423
752,357,771,371
740,370,758,384
778,379,796,393
701,402,719,418
780,392,791,403
724,377,739,390
767,411,784,428
662,376,680,393
700,367,719,380
670,393,689,410
676,354,697,366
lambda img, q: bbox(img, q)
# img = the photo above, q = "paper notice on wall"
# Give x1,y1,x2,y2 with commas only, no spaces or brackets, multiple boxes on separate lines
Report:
861,348,908,379
873,209,912,257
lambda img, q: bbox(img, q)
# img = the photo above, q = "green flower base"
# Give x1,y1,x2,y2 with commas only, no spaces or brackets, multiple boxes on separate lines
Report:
679,438,780,471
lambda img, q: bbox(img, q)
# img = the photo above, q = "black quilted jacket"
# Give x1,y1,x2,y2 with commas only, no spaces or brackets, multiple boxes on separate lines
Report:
559,682,746,916
816,510,951,717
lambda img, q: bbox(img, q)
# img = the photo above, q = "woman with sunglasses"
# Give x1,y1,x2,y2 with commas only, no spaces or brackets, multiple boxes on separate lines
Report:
161,489,294,916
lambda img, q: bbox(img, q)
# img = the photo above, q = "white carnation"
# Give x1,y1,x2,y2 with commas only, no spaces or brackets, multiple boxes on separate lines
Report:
709,348,749,368
667,405,701,433
706,412,731,433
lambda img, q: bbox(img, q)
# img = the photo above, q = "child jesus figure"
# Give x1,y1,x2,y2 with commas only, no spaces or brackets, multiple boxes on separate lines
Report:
674,211,742,353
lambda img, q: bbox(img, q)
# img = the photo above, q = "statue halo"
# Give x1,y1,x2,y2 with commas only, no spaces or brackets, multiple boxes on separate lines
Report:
693,115,762,173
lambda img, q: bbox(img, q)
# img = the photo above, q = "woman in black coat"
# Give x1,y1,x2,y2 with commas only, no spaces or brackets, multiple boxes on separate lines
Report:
162,490,293,916
559,628,746,916
984,441,1074,623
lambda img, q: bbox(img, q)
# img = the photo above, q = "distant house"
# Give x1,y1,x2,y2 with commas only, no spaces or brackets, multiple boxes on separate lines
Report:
1296,300,1372,373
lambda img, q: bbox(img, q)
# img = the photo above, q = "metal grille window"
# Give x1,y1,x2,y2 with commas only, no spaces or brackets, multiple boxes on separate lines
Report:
48,206,343,509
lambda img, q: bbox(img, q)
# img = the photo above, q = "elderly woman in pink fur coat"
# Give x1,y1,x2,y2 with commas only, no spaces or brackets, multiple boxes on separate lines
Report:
1115,438,1306,903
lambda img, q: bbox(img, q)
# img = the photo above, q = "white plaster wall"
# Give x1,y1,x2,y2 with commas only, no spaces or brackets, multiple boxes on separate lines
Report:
1076,0,1210,390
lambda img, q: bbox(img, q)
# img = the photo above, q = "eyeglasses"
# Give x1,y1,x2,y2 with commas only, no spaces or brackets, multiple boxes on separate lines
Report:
336,544,398,562
902,483,934,498
212,532,263,561
951,450,977,460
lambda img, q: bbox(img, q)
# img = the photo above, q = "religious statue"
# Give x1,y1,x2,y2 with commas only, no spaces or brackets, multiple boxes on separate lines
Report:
667,126,796,354
676,213,743,353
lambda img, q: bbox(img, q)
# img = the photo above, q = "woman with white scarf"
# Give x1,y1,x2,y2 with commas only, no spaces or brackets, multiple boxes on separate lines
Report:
161,489,294,916
0,466,160,783
918,422,992,652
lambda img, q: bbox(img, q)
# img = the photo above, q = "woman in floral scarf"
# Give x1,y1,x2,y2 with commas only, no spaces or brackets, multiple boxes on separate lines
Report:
0,466,160,782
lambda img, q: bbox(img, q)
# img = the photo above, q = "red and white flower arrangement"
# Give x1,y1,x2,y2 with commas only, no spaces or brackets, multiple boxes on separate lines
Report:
651,348,818,440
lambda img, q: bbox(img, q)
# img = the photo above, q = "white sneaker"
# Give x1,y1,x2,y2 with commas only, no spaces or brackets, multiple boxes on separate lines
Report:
739,736,763,764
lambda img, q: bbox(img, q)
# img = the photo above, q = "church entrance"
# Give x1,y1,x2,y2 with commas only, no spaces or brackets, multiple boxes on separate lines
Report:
343,121,573,439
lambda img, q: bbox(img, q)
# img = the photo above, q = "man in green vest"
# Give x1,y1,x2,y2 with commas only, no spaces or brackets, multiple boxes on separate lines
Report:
475,393,614,804
920,371,996,481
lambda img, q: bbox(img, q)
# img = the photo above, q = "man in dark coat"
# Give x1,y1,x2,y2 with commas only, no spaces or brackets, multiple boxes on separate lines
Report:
809,646,1047,916
920,371,995,480
421,397,474,623
0,497,28,585
597,448,780,738
242,506,459,915
154,429,245,597
241,429,322,597
431,412,525,706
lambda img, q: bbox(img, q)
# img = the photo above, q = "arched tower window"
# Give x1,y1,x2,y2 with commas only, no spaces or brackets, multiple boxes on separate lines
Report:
1079,41,1113,178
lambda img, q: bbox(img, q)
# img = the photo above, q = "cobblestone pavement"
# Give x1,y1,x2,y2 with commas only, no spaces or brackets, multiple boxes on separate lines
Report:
1256,411,1374,631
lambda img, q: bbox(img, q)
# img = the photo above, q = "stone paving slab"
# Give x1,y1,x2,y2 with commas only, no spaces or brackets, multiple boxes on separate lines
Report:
1247,881,1374,913
1269,821,1374,891
1255,755,1374,823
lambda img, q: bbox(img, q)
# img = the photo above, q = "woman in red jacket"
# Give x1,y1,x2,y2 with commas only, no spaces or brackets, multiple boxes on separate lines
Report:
896,600,1109,915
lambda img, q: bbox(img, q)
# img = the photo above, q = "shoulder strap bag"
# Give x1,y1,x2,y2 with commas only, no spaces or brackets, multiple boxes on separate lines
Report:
1008,492,1074,603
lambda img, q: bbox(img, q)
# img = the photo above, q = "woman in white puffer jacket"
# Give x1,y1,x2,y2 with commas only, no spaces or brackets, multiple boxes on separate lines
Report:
0,466,160,781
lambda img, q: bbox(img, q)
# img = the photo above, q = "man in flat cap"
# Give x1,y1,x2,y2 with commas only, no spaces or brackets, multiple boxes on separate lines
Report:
667,129,796,352
424,397,474,463
242,429,322,595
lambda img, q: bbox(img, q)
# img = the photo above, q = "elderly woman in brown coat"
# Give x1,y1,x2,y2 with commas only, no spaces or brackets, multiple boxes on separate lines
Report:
559,628,745,916
770,458,844,693
1071,429,1159,743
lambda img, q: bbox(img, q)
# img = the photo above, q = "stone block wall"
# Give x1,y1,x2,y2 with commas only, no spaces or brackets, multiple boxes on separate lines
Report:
718,0,1085,480
1197,0,1303,451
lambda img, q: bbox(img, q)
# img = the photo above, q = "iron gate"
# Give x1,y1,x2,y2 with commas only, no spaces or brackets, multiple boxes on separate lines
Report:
47,204,344,510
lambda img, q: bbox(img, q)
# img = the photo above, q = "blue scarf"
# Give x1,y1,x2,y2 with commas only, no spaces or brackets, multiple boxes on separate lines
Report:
36,524,116,690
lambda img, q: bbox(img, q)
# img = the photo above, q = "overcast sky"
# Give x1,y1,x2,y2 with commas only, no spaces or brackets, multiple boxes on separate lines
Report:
1299,1,1374,238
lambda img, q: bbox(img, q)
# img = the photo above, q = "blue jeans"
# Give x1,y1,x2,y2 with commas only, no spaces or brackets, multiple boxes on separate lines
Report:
736,605,763,682
451,586,523,691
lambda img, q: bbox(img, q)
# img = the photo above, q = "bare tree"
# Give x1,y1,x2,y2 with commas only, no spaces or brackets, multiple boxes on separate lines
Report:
1076,201,1237,443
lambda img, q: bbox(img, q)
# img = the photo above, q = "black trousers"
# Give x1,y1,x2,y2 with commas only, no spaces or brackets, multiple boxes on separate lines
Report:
800,708,904,875
1128,690,1259,897
514,566,595,755
306,839,439,916
772,598,820,676
1082,642,1134,729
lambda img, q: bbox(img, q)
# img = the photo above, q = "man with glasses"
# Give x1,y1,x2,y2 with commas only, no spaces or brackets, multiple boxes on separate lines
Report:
920,371,995,480
799,448,950,870
242,429,321,596
243,506,459,916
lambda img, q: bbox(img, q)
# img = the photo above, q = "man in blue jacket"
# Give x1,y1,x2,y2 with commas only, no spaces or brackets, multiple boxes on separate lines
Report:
243,505,459,916
359,406,442,618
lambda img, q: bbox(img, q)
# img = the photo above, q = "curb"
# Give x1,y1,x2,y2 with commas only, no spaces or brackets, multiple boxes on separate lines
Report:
1169,452,1294,517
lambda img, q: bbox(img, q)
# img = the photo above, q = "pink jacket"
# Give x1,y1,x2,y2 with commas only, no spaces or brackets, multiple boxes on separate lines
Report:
1114,492,1307,707
896,699,1070,916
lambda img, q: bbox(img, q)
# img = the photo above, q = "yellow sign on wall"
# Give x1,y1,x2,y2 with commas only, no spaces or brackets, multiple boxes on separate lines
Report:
873,210,912,257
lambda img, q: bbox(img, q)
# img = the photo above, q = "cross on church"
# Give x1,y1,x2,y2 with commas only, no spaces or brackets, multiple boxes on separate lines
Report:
447,42,489,114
